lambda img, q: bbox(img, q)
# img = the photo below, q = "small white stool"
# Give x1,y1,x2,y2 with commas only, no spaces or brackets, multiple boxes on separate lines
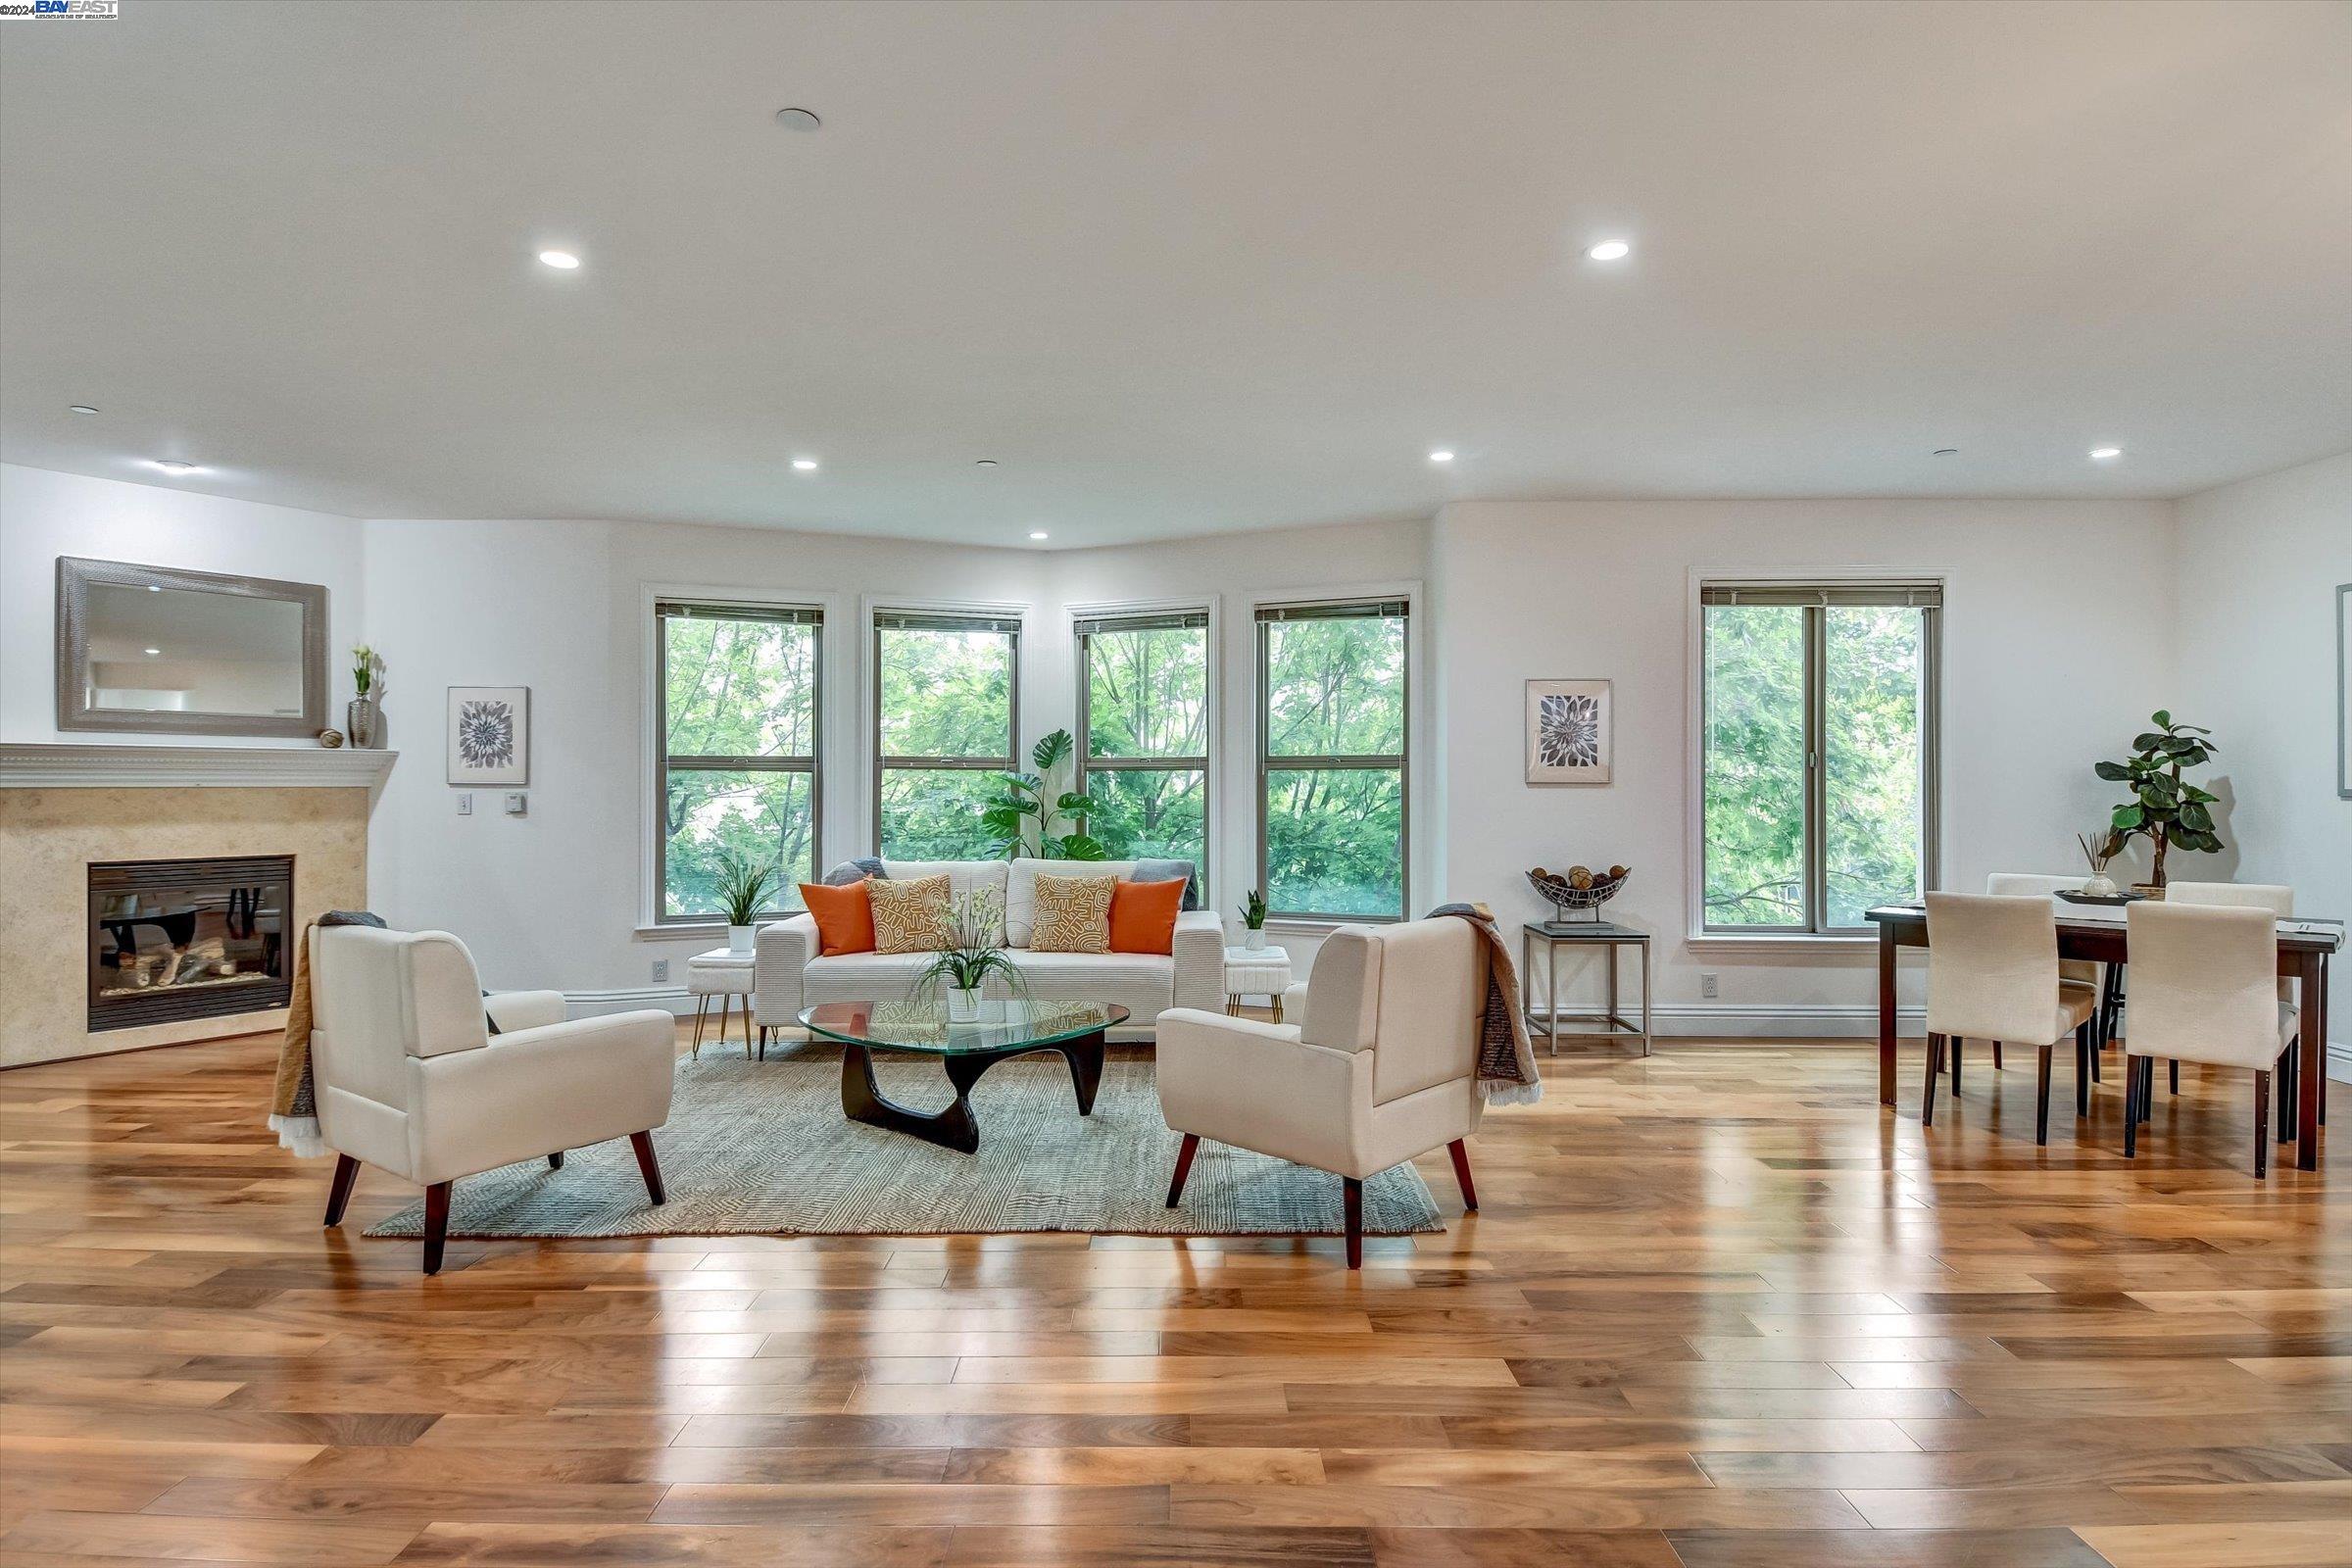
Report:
687,948,759,1060
1223,944,1295,1020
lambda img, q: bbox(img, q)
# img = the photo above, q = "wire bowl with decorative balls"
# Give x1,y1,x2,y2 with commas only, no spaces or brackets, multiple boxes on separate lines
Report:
1526,865,1630,920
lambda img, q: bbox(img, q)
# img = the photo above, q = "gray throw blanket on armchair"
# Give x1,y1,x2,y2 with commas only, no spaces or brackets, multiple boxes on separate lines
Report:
1428,902,1544,1105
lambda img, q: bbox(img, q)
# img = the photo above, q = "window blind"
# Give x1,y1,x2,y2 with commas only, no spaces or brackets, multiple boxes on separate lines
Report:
657,600,822,625
1255,598,1410,623
1700,581,1942,609
1073,607,1209,637
873,609,1022,635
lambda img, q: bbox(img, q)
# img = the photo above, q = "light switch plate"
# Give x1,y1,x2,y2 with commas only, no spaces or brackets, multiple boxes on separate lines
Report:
456,793,472,815
651,958,670,984
503,792,527,816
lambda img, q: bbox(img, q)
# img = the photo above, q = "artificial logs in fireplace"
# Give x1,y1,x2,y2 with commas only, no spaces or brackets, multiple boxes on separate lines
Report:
86,855,294,1031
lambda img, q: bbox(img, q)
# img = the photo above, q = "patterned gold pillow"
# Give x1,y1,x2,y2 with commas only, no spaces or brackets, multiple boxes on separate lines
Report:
1030,872,1116,954
868,874,951,956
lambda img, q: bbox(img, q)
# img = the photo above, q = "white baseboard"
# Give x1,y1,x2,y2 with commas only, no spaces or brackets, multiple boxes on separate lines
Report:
570,991,2351,1081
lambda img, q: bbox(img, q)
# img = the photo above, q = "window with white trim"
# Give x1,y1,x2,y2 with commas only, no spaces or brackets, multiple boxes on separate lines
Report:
1076,608,1210,887
872,609,1019,858
1699,580,1940,932
655,599,820,921
1256,598,1408,920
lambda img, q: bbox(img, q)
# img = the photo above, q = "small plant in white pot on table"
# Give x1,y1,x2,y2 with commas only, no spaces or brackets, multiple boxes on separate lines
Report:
713,851,779,955
914,887,1022,1022
1240,888,1269,952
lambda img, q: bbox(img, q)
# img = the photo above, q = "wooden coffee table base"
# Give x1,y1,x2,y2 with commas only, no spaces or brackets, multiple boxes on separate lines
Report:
840,1031,1105,1153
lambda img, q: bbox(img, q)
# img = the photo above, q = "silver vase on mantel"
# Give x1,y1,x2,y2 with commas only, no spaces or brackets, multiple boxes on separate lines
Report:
345,697,383,750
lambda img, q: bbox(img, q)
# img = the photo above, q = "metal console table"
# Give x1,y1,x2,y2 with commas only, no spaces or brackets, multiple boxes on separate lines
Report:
1520,919,1652,1055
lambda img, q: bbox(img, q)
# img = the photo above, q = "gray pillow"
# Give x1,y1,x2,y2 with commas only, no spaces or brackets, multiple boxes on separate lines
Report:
822,857,885,886
1131,857,1200,911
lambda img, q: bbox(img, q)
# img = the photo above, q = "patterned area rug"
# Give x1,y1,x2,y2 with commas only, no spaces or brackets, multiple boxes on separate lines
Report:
368,1046,1444,1241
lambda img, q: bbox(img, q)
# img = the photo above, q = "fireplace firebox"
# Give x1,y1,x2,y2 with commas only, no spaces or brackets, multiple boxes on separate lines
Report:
87,856,294,1031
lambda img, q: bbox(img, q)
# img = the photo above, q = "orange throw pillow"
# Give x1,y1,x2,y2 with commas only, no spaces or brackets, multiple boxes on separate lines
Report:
1108,877,1187,956
798,880,875,956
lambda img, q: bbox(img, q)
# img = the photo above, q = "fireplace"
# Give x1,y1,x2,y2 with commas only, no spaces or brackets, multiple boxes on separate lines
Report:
87,855,294,1031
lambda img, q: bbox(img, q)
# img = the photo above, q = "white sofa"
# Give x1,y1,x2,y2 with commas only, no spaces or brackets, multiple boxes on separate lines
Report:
755,858,1225,1039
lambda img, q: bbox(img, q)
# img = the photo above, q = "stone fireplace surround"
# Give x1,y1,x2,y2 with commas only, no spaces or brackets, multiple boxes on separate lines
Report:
0,745,391,1067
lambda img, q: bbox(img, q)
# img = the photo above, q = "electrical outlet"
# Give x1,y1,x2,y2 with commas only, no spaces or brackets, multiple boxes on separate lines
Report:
651,958,670,984
503,792,527,816
1699,971,1719,999
455,792,472,815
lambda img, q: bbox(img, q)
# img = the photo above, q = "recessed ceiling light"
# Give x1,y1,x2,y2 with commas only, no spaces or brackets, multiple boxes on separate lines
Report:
1586,240,1632,262
147,584,162,592
1029,530,1049,541
148,460,201,474
1428,450,1455,464
2089,446,2123,461
537,249,581,270
143,647,161,657
69,404,98,416
774,108,821,131
792,458,818,471
974,459,999,468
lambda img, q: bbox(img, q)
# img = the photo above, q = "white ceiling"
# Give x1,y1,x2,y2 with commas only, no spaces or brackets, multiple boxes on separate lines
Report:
3,0,2348,548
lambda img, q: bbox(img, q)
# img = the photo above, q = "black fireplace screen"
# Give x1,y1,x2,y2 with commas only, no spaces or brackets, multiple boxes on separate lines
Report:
87,855,294,1031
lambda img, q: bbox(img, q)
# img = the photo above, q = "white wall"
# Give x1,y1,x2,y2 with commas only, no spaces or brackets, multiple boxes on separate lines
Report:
1431,498,2180,1034
0,464,366,746
361,514,1428,997
2174,451,2352,1067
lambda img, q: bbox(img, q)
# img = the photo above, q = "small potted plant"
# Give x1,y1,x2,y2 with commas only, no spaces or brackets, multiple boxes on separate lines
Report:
913,887,1021,1021
2094,710,2224,893
713,850,778,955
2076,828,2126,899
1240,888,1269,952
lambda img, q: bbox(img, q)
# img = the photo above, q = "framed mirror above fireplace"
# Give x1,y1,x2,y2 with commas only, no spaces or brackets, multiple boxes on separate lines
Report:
56,556,330,739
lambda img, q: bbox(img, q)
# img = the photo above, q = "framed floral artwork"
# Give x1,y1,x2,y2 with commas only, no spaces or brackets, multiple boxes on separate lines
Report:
447,686,529,786
1526,678,1611,785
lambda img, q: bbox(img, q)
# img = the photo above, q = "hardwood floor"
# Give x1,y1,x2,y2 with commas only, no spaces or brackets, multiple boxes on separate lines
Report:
2,1026,2346,1567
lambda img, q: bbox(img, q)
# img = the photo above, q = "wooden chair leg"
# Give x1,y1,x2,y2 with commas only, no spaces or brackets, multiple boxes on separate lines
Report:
2253,1070,2270,1180
422,1181,451,1275
630,1130,666,1204
2123,1058,2139,1158
2075,1024,2091,1117
1922,1033,1943,1126
2169,1058,2180,1097
1992,1042,2004,1070
2279,1042,2297,1142
758,1024,767,1062
1342,1176,1363,1270
1166,1133,1200,1207
1950,1036,1963,1094
547,1151,564,1170
2035,1045,2053,1146
322,1152,359,1226
1447,1139,1478,1211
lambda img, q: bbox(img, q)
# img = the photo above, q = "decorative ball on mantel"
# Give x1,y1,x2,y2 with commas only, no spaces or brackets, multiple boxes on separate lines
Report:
318,728,346,749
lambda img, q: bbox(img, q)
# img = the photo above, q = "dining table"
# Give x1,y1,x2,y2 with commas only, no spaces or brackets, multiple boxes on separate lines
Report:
1867,900,2340,1170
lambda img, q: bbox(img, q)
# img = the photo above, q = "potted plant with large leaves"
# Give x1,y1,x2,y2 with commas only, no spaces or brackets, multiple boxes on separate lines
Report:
984,729,1109,860
2095,710,2224,893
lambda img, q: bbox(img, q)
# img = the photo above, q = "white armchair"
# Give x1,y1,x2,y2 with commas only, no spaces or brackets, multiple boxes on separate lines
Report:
309,925,676,1273
1156,918,1487,1267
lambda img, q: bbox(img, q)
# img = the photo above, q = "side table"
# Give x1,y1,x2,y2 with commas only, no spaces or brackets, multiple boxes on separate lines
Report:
687,948,760,1060
1521,920,1651,1055
1223,945,1295,1020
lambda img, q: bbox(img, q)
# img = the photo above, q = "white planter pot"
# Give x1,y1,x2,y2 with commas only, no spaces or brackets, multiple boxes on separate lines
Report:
1245,928,1267,952
948,986,983,1023
2081,873,2119,899
727,923,756,955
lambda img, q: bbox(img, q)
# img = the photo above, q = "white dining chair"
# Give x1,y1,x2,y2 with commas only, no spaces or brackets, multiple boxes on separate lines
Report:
1982,874,2110,1081
1923,893,2097,1143
2160,882,2299,1126
2119,901,2300,1177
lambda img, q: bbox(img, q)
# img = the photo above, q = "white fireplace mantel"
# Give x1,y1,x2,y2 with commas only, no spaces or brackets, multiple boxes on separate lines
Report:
0,743,398,790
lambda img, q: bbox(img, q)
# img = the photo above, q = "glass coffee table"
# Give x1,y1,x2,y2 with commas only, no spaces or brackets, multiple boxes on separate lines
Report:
797,999,1129,1153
